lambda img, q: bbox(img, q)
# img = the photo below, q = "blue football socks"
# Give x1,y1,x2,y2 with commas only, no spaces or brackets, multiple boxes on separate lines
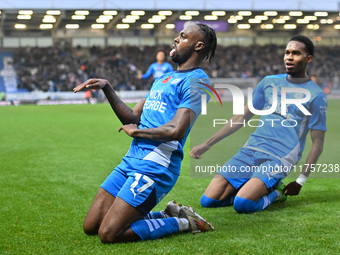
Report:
144,211,167,219
233,190,278,213
200,194,234,208
130,218,180,241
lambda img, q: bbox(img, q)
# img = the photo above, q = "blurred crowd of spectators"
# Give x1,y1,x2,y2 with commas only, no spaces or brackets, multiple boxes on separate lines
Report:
13,41,340,92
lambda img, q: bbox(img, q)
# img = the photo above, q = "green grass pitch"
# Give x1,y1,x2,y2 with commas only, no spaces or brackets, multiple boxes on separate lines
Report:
1,100,339,254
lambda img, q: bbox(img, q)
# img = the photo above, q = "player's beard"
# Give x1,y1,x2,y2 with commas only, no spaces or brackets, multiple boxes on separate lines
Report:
171,45,195,65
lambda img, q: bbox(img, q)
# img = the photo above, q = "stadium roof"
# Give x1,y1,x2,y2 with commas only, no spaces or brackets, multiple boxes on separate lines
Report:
3,9,340,35
1,0,339,11
1,0,340,35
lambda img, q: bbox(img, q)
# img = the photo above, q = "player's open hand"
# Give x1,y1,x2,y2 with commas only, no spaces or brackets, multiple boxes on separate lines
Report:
119,124,138,137
282,181,302,196
190,143,210,159
73,78,110,93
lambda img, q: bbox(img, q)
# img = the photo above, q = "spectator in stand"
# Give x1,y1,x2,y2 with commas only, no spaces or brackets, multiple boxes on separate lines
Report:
12,43,340,92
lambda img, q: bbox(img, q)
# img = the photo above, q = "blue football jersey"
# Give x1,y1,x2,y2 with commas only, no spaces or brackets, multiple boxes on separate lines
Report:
126,67,210,174
245,73,327,166
142,62,174,79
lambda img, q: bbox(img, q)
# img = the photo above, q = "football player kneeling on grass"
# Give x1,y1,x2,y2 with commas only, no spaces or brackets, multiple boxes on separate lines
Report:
74,22,217,243
190,35,327,213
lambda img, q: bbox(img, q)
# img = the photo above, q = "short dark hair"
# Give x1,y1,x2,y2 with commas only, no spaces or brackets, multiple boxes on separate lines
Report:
289,35,314,56
196,23,217,63
156,50,166,56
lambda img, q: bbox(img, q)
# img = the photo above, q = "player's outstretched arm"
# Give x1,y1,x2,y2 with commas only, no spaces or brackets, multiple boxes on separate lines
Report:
119,108,194,142
139,65,153,80
73,78,144,125
283,129,325,196
190,105,254,159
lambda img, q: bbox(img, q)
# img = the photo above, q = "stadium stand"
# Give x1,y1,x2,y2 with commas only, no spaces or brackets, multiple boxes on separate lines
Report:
12,43,340,92
0,0,339,101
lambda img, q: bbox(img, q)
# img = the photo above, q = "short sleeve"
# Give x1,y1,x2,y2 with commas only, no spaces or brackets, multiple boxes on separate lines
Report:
308,93,327,131
142,63,155,79
178,77,211,117
251,78,266,110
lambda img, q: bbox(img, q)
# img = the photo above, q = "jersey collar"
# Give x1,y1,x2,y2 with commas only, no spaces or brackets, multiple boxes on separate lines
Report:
175,67,202,73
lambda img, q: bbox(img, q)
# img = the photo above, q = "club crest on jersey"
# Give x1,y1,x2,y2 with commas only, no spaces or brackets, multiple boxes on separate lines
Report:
171,78,181,84
162,76,172,84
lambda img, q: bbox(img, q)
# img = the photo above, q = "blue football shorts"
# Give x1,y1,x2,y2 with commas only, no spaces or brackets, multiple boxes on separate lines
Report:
217,147,286,193
101,156,179,215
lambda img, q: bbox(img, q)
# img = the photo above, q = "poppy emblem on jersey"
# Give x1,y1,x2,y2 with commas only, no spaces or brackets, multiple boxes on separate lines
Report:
162,76,172,84
197,81,223,106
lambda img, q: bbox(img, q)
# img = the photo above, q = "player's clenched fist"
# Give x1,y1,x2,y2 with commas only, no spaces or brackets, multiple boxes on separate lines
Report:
190,143,211,159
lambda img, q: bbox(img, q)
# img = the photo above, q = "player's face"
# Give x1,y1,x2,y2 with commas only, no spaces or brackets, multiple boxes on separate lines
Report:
284,41,312,78
156,51,165,62
170,24,202,65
